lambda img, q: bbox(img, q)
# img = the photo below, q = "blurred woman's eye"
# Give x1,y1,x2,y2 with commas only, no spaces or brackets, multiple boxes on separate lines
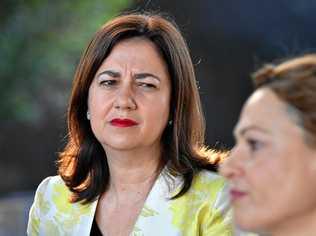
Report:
246,138,263,152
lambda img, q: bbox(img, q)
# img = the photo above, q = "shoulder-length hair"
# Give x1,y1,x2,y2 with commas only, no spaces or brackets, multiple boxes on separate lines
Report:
58,12,223,203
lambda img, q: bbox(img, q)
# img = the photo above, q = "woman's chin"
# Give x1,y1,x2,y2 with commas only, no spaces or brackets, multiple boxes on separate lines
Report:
103,142,139,151
234,212,260,232
235,214,274,234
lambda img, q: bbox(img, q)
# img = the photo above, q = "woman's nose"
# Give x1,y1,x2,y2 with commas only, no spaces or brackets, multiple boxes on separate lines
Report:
113,83,137,110
219,146,244,180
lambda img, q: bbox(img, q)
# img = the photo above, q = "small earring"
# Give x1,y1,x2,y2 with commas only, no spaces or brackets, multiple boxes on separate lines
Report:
168,120,173,126
87,111,90,120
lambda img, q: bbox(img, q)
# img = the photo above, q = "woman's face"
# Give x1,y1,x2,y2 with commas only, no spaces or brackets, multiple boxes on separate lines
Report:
88,37,171,153
220,88,316,233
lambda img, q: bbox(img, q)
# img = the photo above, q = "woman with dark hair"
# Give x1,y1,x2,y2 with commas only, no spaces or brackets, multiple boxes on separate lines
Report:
220,54,316,235
27,12,232,235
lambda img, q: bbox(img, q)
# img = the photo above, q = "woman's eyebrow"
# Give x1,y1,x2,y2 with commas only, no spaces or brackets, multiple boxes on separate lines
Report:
134,73,161,82
234,125,270,138
97,70,120,78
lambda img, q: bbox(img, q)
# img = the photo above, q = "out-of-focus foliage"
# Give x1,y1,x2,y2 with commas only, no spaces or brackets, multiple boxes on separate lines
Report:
0,0,131,122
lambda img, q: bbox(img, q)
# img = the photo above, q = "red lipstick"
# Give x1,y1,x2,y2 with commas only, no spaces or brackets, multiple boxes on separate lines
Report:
230,189,247,201
110,118,138,127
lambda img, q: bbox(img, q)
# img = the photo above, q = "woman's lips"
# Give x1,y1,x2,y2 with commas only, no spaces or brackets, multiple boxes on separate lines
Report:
110,118,138,127
230,189,247,201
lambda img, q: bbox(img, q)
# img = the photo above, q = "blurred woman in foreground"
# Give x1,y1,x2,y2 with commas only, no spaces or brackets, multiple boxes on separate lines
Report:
220,54,316,235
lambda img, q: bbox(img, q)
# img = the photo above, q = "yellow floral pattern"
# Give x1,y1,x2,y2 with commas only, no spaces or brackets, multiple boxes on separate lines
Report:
27,177,96,236
169,172,232,235
27,171,233,235
140,204,159,217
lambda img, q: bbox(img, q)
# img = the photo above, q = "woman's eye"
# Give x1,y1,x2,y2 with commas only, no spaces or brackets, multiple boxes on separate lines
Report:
137,82,156,89
247,138,263,151
100,80,117,86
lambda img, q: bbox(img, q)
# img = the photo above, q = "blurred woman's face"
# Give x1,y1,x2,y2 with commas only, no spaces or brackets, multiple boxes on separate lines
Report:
88,37,171,153
220,88,316,233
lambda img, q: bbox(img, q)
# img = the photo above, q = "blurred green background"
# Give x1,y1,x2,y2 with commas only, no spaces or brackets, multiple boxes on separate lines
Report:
1,0,131,122
0,0,131,192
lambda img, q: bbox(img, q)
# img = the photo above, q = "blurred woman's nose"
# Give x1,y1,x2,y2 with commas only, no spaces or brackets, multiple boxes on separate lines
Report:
219,145,244,180
114,81,137,110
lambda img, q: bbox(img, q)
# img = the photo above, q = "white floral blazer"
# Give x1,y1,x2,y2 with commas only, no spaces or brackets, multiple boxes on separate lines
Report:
27,169,233,235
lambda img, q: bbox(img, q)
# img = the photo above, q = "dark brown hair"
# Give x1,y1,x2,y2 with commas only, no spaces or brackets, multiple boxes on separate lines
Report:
252,54,316,146
58,12,224,203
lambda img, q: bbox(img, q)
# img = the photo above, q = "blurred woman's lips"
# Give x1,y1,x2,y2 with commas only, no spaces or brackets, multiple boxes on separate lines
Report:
230,189,247,201
110,118,138,127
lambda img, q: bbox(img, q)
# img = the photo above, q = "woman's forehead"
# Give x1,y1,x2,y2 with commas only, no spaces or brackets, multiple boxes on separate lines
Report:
236,88,299,137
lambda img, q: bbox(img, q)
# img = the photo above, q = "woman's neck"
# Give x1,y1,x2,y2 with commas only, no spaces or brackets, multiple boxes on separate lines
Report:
95,145,164,236
105,145,163,192
272,208,316,236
